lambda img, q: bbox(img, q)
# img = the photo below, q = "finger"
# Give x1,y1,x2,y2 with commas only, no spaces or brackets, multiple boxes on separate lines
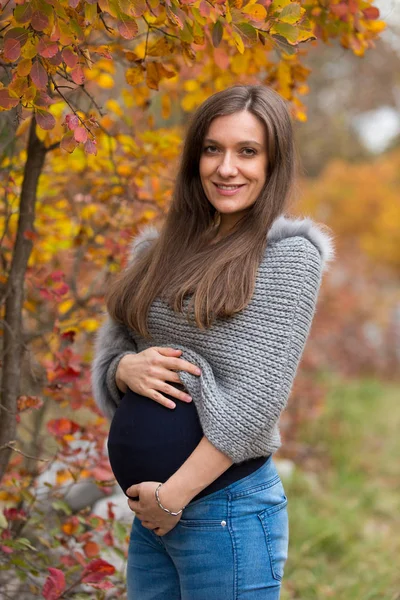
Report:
156,348,182,356
154,378,192,403
170,357,202,377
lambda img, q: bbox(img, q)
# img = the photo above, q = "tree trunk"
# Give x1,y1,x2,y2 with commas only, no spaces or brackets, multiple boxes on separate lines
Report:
0,118,47,482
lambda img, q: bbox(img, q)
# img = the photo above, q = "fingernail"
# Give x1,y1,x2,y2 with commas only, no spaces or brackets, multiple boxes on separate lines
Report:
196,368,201,375
168,401,176,409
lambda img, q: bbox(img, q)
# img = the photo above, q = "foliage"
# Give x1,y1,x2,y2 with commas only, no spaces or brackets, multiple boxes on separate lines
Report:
0,0,386,146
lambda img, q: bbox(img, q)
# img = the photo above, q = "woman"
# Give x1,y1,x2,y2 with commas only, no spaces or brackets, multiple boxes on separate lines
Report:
91,84,334,599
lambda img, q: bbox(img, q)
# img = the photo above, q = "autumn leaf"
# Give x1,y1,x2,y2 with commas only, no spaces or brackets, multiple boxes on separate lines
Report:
242,3,267,22
30,60,48,89
62,47,78,68
74,126,88,143
42,568,66,600
212,20,223,47
0,89,20,110
47,418,80,437
126,65,144,86
14,3,33,24
4,38,21,62
362,6,380,20
83,541,100,558
82,558,116,583
117,16,139,40
37,38,59,58
36,109,56,130
31,10,50,32
71,65,85,85
84,138,97,155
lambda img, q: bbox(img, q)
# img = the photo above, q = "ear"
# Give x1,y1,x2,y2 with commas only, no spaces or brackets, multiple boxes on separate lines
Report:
267,215,335,272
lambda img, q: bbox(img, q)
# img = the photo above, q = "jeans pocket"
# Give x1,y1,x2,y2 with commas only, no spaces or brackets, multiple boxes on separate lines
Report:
178,518,225,530
258,497,289,582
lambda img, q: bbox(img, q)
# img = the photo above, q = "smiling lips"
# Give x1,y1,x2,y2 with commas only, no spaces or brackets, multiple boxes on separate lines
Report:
213,182,246,196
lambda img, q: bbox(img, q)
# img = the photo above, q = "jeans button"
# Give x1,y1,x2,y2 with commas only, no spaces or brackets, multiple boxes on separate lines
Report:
221,520,226,527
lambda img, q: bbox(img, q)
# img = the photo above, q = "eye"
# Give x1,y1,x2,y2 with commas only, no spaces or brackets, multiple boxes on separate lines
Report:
242,148,257,156
203,145,219,153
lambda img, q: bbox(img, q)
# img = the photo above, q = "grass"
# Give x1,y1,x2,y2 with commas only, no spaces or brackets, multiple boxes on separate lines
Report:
280,374,400,600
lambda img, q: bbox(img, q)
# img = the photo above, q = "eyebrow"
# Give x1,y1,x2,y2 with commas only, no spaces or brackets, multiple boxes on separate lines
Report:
203,138,263,149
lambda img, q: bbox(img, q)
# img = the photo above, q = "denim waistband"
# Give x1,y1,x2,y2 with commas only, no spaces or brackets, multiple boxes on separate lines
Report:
187,453,279,507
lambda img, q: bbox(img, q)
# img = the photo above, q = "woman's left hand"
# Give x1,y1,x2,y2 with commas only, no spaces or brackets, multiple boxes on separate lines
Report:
126,481,183,537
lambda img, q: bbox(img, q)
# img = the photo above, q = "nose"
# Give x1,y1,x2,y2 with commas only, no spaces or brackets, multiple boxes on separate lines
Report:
216,152,238,178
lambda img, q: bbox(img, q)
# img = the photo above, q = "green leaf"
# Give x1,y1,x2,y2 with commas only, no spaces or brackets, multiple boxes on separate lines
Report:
51,500,72,515
279,2,303,24
212,20,223,47
236,22,258,45
270,22,299,43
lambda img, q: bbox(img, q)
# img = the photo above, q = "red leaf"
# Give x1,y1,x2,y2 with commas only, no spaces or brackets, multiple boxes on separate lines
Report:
362,6,380,20
117,17,139,40
4,508,27,521
84,138,97,155
38,38,59,58
4,38,21,61
33,91,53,107
47,418,80,437
62,47,78,68
65,113,79,130
30,60,48,89
83,541,100,558
48,50,62,66
60,132,78,153
4,27,29,46
23,228,38,241
36,109,56,130
17,395,43,412
74,126,88,143
14,3,33,24
42,568,66,600
31,10,50,32
49,270,65,282
87,580,114,590
71,65,85,85
82,559,116,584
0,89,19,110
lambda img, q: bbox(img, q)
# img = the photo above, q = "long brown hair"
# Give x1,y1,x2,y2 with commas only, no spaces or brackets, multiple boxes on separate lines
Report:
106,84,298,338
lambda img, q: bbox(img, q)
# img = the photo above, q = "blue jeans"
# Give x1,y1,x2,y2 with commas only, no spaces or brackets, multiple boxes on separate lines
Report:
126,454,289,599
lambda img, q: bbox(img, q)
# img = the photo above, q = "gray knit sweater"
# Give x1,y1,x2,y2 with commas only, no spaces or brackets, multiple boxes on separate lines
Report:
91,215,335,463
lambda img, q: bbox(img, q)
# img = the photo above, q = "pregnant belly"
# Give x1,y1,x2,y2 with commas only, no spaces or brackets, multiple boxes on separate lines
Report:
107,386,204,496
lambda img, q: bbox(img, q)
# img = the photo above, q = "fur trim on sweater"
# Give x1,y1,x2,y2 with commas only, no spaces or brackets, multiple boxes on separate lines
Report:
127,215,335,272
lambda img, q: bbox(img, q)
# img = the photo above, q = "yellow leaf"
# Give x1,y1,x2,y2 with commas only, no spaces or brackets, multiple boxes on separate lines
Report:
97,73,114,89
242,4,267,21
58,299,74,314
126,65,144,86
161,93,171,120
106,99,123,117
232,30,245,54
183,79,199,92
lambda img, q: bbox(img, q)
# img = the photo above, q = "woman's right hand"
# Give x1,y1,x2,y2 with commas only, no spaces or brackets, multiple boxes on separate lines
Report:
115,347,201,409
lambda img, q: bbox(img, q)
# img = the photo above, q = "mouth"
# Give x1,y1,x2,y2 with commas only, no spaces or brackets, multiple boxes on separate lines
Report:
213,183,246,195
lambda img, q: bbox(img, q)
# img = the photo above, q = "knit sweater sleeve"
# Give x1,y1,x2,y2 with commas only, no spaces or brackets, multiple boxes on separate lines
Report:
176,236,325,463
90,315,137,420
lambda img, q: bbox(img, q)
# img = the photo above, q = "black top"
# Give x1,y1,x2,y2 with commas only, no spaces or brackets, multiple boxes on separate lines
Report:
107,383,269,504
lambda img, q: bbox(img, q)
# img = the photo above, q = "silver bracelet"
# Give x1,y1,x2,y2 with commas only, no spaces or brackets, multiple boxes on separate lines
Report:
155,483,186,516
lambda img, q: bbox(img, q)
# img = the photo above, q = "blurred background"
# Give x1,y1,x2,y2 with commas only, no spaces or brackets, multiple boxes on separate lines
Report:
0,0,399,598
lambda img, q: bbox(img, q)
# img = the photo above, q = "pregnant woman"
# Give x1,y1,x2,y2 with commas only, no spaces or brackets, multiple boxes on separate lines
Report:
91,84,334,599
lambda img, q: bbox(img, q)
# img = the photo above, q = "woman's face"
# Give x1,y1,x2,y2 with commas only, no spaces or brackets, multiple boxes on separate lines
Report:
199,110,268,232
